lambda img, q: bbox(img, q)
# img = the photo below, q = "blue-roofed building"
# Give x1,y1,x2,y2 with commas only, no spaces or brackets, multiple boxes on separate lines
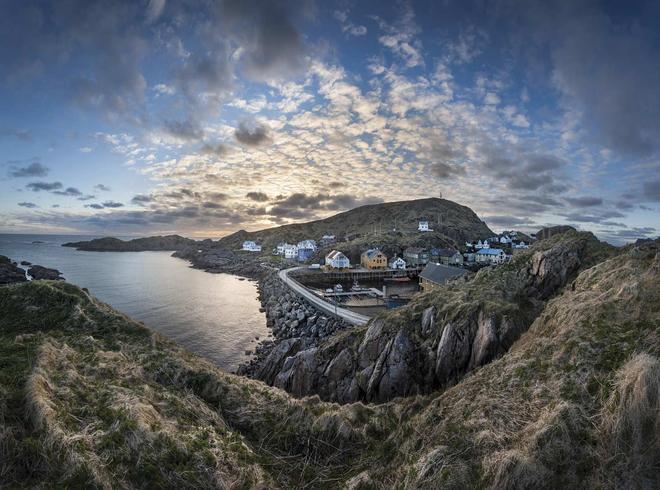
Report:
298,247,315,262
475,248,506,265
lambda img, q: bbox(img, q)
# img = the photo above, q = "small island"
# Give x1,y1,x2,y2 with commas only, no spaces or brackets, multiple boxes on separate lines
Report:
62,234,197,252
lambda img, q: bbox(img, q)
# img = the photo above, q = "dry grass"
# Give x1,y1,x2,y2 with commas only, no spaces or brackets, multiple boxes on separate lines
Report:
597,353,660,487
0,238,657,488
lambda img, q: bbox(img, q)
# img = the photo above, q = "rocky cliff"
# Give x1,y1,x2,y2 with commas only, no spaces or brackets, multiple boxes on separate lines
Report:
253,231,617,403
1,238,658,488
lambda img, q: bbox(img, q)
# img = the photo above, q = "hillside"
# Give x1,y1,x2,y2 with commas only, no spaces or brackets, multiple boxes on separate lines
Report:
254,230,618,403
217,197,494,251
1,239,658,487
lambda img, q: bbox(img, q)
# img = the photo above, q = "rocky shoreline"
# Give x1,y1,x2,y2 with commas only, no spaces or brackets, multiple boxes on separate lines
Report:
0,255,64,284
238,271,351,377
171,246,353,378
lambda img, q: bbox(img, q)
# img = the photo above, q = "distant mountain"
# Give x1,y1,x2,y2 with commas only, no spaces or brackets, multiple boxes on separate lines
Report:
217,197,494,251
62,235,196,252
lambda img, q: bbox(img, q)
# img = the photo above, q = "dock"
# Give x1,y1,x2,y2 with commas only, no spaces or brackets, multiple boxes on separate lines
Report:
321,288,384,298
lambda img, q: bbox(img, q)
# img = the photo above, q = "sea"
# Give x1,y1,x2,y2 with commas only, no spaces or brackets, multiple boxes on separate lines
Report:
0,234,269,372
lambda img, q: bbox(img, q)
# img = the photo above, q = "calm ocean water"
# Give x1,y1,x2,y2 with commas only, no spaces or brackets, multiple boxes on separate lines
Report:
0,234,269,371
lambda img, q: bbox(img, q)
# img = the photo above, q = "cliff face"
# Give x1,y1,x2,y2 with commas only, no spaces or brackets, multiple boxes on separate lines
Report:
1,238,658,488
255,231,617,403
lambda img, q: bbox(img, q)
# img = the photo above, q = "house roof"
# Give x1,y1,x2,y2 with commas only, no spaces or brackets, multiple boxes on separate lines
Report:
326,250,348,260
362,248,385,259
419,263,468,285
435,248,460,257
476,248,504,255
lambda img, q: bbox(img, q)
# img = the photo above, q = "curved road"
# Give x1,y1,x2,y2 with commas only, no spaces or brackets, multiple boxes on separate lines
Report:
278,267,371,326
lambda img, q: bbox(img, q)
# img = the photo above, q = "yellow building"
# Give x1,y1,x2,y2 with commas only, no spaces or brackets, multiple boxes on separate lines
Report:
361,249,387,269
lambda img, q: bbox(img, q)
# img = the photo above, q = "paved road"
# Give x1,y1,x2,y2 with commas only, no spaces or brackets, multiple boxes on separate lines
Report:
278,267,371,326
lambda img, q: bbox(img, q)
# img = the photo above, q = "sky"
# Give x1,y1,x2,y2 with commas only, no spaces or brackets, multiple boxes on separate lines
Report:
0,0,659,244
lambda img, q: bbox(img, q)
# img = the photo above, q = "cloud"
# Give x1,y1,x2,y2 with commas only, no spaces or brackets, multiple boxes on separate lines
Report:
0,129,31,141
200,143,229,156
86,203,104,209
53,187,83,196
509,2,660,157
430,162,466,179
77,194,96,201
246,191,269,202
17,202,38,208
643,180,660,202
219,0,310,81
162,119,205,142
26,181,62,192
234,121,271,146
8,161,49,178
94,184,111,191
565,196,603,207
146,0,166,23
131,194,153,205
101,200,124,208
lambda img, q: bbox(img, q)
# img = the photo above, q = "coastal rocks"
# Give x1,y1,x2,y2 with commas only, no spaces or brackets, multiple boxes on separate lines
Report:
28,265,64,281
250,231,606,404
0,255,27,284
237,271,351,379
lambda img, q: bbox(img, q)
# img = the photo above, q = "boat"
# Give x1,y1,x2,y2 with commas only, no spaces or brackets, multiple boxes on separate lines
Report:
351,280,366,291
334,284,343,292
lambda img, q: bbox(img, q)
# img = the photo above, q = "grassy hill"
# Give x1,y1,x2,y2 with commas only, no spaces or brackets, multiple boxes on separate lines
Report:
1,238,658,487
217,197,494,251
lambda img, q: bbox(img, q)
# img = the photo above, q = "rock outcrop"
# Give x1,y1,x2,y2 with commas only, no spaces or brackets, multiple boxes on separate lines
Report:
0,255,27,284
237,272,351,378
28,265,64,280
253,231,616,403
535,225,576,241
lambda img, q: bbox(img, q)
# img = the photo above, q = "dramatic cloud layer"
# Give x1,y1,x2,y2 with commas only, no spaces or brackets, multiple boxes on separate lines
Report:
0,0,658,244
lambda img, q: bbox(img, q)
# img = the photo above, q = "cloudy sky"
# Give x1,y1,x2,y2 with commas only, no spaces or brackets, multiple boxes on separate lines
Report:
0,0,659,244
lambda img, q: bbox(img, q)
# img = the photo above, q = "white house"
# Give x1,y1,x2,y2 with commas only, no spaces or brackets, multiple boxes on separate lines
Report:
276,242,291,255
499,235,512,244
242,240,262,252
325,250,350,269
297,239,317,251
513,241,529,249
475,248,506,265
283,244,298,259
418,220,430,232
389,256,407,269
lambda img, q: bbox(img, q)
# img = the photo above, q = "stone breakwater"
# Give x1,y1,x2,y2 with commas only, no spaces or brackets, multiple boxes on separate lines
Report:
173,246,353,378
238,271,351,377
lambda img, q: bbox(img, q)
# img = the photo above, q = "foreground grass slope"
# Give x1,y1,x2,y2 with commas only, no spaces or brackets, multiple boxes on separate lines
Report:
1,239,658,488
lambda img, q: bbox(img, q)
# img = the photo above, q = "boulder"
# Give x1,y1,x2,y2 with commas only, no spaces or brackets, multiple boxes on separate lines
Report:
0,256,27,284
28,265,64,281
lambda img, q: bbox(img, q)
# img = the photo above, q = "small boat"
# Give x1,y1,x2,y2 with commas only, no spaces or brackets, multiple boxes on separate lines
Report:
334,284,343,292
325,288,334,294
351,280,366,291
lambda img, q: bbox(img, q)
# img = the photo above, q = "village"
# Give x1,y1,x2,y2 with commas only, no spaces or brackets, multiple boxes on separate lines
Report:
241,219,533,305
